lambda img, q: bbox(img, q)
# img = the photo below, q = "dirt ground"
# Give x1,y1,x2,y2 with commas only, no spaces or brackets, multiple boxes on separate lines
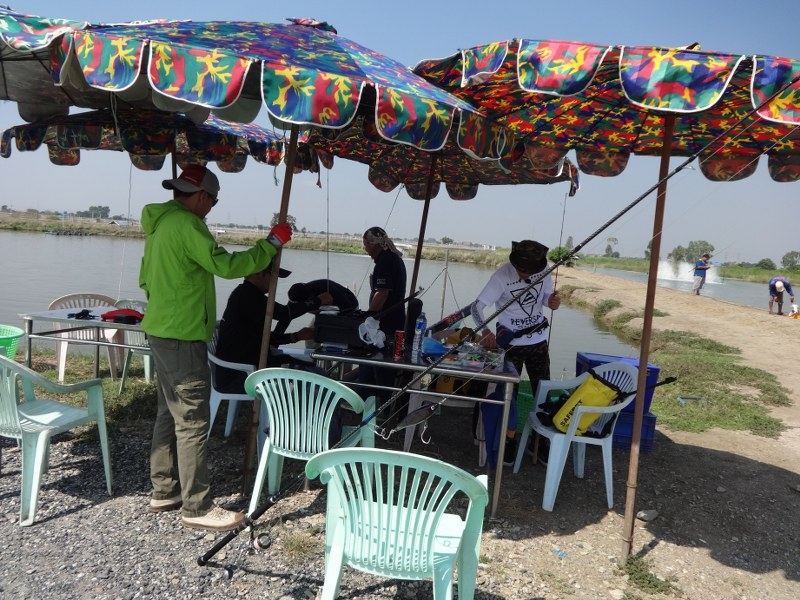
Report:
2,269,798,599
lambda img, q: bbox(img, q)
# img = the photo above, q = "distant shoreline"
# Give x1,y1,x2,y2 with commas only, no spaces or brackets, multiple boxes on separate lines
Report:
0,213,783,282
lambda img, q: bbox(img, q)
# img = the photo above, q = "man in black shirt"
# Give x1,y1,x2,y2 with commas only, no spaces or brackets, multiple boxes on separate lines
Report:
363,226,407,337
288,279,359,313
214,264,332,392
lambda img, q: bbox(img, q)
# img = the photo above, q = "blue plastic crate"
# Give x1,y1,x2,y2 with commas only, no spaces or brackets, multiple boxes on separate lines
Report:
576,352,660,414
612,410,656,452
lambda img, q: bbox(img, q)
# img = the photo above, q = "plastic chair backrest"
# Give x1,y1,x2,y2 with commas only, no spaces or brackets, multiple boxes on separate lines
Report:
49,293,117,341
306,447,488,576
114,299,147,348
0,355,23,437
245,368,366,458
582,362,639,435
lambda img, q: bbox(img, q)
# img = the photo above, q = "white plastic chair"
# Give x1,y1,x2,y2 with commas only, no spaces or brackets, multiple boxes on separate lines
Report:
512,361,638,511
48,293,122,382
207,328,256,440
114,299,152,394
0,354,112,526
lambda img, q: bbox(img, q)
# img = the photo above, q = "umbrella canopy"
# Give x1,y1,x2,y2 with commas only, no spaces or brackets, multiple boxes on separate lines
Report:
414,40,800,181
0,9,493,155
1,108,285,172
307,114,579,200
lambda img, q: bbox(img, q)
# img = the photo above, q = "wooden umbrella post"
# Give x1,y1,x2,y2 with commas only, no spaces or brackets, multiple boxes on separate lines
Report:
407,153,438,304
171,151,177,179
242,124,300,492
620,114,676,559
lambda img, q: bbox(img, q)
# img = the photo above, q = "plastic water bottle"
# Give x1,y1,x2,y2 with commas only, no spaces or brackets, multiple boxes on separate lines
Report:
411,312,427,362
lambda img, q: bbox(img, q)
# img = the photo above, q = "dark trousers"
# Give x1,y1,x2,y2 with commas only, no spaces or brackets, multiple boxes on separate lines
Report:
506,340,551,402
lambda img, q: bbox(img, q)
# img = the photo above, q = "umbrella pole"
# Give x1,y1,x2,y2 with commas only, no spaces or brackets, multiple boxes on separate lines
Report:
620,114,675,559
171,152,177,179
407,154,438,301
242,124,300,492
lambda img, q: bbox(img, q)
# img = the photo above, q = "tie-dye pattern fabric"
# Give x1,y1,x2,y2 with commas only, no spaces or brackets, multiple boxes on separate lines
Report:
1,108,286,171
415,39,800,183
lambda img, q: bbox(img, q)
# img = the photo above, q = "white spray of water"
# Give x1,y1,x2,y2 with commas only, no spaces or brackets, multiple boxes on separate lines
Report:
656,260,721,284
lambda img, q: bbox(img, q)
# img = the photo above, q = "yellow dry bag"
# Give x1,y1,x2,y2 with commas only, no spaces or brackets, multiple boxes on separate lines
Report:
552,369,623,435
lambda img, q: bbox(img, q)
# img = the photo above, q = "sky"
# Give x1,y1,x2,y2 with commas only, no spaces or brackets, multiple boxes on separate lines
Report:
1,0,797,264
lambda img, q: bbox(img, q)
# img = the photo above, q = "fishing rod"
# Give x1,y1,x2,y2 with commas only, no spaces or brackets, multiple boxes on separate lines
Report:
198,70,800,567
198,157,684,567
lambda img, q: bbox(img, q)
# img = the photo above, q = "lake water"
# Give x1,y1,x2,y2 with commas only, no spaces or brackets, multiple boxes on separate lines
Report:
585,264,769,311
0,231,636,377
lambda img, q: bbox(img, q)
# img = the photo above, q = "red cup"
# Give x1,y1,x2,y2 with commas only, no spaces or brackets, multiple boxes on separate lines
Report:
393,330,405,360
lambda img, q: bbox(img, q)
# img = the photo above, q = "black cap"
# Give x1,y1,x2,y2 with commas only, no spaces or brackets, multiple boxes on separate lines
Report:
265,262,291,278
509,240,548,274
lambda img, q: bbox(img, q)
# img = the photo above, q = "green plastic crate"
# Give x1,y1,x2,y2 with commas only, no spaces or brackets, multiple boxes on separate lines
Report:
517,380,535,425
0,324,24,360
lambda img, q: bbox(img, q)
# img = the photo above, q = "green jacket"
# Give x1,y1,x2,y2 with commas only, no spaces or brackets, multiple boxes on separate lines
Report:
139,200,277,342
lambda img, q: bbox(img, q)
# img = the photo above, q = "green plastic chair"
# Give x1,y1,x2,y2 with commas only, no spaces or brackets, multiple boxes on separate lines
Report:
245,368,375,515
306,447,488,600
0,354,112,526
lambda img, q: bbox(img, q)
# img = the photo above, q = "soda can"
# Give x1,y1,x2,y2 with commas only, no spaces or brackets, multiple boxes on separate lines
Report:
393,330,405,360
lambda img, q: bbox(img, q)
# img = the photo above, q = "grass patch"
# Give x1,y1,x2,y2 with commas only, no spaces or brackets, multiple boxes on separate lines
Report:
623,557,679,596
652,308,669,317
539,571,576,596
593,299,622,320
27,349,158,429
561,287,788,437
281,530,320,559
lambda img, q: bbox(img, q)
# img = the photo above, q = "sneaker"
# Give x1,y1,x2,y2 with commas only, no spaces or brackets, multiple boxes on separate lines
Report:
502,437,518,467
538,438,550,467
149,494,182,513
182,506,245,532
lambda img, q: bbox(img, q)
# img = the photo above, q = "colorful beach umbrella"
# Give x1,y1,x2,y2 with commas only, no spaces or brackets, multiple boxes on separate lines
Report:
415,38,800,554
0,9,485,153
1,108,285,172
414,41,800,181
308,114,579,201
0,8,508,492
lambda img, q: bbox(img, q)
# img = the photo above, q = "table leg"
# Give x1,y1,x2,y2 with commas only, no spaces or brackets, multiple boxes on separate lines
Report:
491,382,514,518
94,326,101,378
25,318,33,367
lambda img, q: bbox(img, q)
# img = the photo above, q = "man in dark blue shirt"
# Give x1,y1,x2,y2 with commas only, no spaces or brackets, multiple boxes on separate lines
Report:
692,253,711,295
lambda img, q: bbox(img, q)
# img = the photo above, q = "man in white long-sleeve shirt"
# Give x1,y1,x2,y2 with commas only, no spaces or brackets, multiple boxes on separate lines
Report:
471,240,561,464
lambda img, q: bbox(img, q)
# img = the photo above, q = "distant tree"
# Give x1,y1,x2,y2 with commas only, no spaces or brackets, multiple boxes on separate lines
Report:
26,208,39,214
1,204,9,212
269,212,298,231
441,236,454,245
565,236,574,251
755,258,776,270
684,240,715,263
300,227,307,234
781,250,800,270
548,246,580,267
111,214,125,220
645,240,652,260
668,245,687,266
611,251,620,258
604,237,618,257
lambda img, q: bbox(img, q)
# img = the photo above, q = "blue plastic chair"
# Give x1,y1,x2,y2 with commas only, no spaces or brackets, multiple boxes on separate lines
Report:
306,447,488,600
0,355,112,525
245,368,375,515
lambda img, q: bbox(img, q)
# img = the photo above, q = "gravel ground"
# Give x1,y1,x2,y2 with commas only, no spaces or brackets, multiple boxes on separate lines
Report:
2,405,799,599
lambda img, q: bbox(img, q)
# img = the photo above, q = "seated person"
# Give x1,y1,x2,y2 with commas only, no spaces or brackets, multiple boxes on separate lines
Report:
288,279,359,313
214,264,332,392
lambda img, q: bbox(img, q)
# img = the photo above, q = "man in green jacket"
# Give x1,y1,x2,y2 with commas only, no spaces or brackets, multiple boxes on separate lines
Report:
139,164,293,531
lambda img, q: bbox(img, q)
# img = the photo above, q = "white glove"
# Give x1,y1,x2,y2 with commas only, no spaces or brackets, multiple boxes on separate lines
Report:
358,317,386,349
